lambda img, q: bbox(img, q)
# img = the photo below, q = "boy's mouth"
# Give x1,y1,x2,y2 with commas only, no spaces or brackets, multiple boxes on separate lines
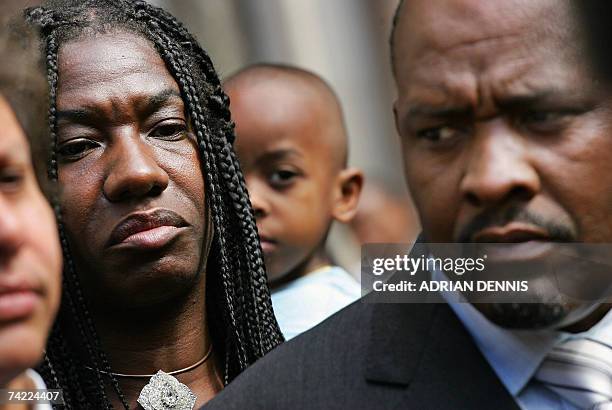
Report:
258,235,277,253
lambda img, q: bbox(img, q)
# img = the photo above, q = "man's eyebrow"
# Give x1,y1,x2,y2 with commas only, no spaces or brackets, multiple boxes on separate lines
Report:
407,105,472,118
495,90,569,109
405,90,579,120
0,142,28,164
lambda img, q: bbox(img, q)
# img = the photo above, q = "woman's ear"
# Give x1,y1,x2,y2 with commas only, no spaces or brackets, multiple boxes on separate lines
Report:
332,167,364,223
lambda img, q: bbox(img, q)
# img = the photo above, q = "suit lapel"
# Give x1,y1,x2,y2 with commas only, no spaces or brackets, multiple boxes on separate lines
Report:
364,301,519,409
365,302,437,386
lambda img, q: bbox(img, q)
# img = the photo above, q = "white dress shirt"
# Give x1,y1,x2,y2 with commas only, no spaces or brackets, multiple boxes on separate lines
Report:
25,369,53,410
434,269,612,409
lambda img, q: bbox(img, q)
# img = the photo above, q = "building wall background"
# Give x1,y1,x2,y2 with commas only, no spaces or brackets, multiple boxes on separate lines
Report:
150,0,417,272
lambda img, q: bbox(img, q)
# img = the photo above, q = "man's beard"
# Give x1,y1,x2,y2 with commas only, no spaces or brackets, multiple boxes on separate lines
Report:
477,302,571,329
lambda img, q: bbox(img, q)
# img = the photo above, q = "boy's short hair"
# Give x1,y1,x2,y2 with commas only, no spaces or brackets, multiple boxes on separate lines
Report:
0,14,49,191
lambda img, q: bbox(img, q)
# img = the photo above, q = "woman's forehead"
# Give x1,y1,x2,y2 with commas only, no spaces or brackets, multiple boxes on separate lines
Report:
57,31,180,109
59,31,171,81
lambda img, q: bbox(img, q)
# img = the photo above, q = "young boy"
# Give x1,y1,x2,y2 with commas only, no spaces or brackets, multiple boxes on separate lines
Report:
225,64,363,339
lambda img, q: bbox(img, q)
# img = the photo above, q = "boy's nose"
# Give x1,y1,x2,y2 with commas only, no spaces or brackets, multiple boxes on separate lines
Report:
250,192,269,219
247,180,270,219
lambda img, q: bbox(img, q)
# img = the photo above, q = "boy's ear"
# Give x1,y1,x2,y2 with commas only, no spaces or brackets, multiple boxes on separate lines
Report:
332,167,364,223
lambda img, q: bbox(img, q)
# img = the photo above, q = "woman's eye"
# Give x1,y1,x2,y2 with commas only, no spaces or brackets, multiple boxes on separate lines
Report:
269,169,298,187
58,139,100,160
150,123,187,141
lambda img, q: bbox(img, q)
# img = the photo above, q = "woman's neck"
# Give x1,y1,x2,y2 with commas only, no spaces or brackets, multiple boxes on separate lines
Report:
77,276,222,407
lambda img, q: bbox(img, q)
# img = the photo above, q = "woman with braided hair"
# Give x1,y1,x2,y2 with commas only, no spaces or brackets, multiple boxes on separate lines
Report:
24,0,283,408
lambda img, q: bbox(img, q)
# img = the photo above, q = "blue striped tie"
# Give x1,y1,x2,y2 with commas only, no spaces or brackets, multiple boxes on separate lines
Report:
535,338,612,409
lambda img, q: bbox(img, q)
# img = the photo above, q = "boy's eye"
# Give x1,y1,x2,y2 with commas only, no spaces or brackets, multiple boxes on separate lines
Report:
269,169,298,187
58,139,100,160
150,122,187,141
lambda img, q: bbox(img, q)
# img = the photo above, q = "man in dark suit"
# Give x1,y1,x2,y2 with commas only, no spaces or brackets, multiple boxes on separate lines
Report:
205,0,612,408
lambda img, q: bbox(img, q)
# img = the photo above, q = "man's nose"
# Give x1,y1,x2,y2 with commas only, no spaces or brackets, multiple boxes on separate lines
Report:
103,132,169,202
460,120,540,208
0,197,24,262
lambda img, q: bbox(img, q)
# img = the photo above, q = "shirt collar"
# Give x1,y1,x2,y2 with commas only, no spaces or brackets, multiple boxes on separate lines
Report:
433,268,612,396
445,293,563,395
579,306,612,348
25,369,48,390
432,269,563,395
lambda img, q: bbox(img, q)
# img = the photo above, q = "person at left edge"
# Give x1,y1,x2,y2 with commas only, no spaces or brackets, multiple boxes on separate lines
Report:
0,11,62,410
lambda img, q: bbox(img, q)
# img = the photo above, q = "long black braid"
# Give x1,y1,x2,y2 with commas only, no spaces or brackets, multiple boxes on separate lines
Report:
25,1,283,408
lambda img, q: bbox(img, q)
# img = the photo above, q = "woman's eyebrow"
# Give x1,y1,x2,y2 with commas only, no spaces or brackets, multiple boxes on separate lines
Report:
136,88,185,119
56,88,183,125
57,107,94,123
144,88,183,112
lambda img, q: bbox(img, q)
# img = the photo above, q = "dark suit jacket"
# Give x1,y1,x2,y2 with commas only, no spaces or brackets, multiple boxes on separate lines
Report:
203,294,521,410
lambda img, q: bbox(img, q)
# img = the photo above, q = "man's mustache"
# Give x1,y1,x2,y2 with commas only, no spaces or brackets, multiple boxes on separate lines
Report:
456,206,576,243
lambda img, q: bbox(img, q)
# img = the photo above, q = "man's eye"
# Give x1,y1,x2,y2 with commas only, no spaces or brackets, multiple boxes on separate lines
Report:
416,126,460,143
0,167,25,193
522,110,561,123
519,110,573,133
58,139,100,160
150,123,187,141
269,170,298,187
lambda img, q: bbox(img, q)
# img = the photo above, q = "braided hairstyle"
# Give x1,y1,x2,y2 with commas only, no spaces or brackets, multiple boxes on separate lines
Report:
25,0,283,408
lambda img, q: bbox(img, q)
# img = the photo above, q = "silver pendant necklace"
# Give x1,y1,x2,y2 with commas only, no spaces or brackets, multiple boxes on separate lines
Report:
86,344,212,410
137,370,196,410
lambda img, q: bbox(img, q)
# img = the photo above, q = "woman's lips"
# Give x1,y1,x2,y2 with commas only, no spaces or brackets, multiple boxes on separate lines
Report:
0,290,40,322
119,225,186,249
107,208,188,250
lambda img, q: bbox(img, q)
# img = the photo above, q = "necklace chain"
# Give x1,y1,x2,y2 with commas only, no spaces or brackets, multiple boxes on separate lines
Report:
85,344,213,379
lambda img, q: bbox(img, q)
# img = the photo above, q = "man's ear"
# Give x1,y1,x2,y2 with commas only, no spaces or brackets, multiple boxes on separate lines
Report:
393,100,400,135
332,167,364,223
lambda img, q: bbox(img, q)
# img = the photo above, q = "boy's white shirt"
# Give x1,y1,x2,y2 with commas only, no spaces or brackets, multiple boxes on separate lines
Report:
271,265,362,340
